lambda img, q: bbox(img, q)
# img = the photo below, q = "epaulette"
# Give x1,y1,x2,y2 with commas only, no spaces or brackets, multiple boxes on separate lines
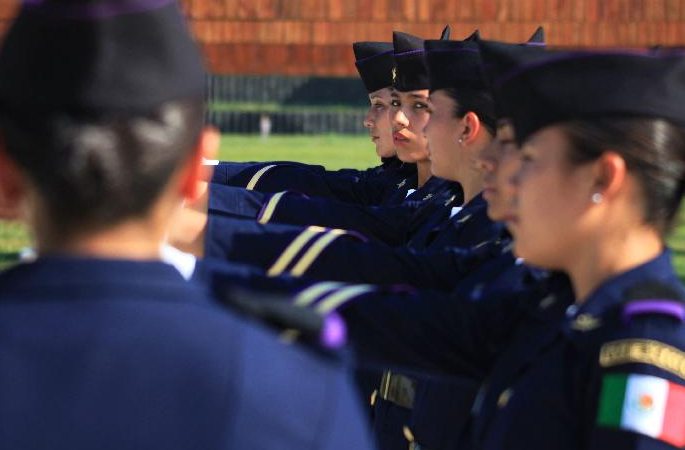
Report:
621,281,685,324
213,285,347,354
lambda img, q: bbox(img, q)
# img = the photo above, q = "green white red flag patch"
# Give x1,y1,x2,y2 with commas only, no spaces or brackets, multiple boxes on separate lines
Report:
597,373,685,447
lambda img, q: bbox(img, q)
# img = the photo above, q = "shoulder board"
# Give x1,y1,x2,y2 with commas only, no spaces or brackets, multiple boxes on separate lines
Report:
215,286,347,351
620,280,685,323
622,299,685,323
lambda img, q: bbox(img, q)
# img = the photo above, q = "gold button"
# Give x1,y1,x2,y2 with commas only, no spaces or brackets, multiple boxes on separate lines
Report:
497,388,513,409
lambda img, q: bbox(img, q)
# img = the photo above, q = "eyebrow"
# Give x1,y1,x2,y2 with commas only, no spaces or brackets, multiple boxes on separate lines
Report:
409,94,428,100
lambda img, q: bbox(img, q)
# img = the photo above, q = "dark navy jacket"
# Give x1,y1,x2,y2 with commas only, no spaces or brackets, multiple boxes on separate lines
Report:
473,251,685,450
205,192,502,291
211,157,417,206
289,194,505,289
207,176,460,246
0,257,374,450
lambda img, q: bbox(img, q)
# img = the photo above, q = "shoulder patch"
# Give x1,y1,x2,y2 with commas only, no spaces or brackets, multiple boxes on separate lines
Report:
597,372,685,447
600,339,685,381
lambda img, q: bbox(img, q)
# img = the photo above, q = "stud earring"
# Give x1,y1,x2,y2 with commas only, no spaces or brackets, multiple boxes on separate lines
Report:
458,138,463,144
591,192,603,204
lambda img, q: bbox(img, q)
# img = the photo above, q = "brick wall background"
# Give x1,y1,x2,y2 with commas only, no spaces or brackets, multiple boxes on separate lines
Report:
3,0,685,75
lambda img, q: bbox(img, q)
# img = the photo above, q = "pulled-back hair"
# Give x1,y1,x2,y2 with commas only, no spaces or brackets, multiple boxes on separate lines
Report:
0,97,205,238
440,87,497,136
561,118,685,235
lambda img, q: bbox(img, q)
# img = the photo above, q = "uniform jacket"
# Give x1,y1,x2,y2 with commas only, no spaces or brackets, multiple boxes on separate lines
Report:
211,158,417,206
0,257,374,450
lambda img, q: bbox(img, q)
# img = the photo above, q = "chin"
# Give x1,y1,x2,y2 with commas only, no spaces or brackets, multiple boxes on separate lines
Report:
513,241,558,270
485,207,503,222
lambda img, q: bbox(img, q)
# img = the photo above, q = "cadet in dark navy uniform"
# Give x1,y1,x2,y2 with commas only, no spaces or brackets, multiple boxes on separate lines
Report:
0,2,374,450
293,43,685,450
465,42,685,450
208,40,417,205
186,31,504,292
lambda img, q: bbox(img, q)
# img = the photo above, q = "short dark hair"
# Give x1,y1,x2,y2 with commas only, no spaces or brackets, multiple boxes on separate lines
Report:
0,97,205,237
561,118,685,235
440,87,497,136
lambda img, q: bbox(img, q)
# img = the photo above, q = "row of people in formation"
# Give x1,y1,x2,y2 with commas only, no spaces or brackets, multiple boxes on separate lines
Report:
1,1,685,450
167,23,685,450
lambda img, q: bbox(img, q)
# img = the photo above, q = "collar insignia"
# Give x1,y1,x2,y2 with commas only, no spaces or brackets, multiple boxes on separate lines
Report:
571,313,602,332
538,295,557,310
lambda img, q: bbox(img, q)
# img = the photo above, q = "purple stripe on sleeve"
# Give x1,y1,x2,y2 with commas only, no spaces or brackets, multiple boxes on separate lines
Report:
622,300,685,324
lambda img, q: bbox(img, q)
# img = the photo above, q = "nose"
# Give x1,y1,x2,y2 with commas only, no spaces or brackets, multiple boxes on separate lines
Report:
391,108,408,131
475,141,498,174
363,109,374,129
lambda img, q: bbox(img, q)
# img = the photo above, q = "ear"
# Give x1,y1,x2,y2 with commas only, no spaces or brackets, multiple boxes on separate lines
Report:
180,126,219,202
460,111,482,144
592,151,626,201
0,138,26,220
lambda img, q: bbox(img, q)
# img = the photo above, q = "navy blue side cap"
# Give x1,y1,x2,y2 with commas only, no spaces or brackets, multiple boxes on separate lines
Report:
353,41,394,93
489,49,685,144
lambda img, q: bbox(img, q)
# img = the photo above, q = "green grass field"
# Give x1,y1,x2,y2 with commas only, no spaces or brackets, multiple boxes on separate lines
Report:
3,133,685,281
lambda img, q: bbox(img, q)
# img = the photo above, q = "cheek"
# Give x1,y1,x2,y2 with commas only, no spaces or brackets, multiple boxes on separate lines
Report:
409,112,429,134
514,173,580,266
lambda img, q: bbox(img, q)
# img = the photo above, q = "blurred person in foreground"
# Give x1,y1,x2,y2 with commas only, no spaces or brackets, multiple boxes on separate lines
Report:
0,1,374,449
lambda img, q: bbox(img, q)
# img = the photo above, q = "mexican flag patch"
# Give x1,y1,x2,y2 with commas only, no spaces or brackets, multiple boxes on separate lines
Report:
597,373,685,447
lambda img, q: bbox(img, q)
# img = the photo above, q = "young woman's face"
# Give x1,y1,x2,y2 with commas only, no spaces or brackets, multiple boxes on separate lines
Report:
363,88,396,159
477,121,521,222
424,89,467,181
389,89,430,163
508,125,596,269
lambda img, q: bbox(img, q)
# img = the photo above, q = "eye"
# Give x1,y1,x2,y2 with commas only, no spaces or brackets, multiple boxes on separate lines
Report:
520,152,534,163
414,102,428,110
390,99,401,108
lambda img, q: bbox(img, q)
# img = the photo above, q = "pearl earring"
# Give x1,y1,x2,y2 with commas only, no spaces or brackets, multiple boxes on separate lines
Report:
591,192,603,204
458,138,463,144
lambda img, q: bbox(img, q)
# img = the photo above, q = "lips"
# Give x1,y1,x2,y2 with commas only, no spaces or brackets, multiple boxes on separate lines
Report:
393,132,410,144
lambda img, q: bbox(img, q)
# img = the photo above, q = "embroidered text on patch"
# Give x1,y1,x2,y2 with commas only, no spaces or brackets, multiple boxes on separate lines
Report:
600,339,685,380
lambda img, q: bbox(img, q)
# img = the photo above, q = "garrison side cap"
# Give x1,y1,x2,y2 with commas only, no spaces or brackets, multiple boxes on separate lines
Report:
392,26,450,92
424,31,485,91
490,49,685,145
0,0,205,117
392,31,429,92
477,28,549,118
353,41,394,93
